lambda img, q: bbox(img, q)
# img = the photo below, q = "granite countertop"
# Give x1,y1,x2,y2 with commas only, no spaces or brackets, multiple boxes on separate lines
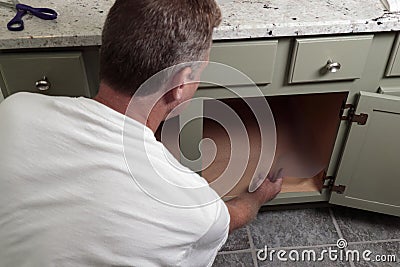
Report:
0,0,399,50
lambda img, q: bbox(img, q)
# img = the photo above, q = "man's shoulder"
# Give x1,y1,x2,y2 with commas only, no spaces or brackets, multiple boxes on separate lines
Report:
1,91,33,105
0,92,40,120
2,91,46,102
0,92,87,131
0,92,53,113
0,92,89,118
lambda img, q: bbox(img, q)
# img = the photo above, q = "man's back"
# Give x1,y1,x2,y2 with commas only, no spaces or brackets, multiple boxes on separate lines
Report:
0,92,229,267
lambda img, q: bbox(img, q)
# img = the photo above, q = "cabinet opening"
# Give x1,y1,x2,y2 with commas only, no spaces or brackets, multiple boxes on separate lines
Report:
201,92,348,198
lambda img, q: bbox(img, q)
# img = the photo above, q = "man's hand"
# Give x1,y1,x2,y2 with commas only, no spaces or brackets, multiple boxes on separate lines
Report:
252,176,283,206
225,177,283,233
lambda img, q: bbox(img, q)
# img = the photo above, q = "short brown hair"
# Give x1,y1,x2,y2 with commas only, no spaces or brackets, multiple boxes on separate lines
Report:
99,0,222,95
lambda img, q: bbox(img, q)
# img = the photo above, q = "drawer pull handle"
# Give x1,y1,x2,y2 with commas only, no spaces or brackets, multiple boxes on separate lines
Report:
35,76,51,91
325,59,341,73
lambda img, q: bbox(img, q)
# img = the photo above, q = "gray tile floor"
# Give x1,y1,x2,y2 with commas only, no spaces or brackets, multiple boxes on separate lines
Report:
212,207,400,267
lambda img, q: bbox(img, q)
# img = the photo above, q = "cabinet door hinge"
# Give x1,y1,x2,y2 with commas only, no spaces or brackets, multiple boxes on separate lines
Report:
323,176,346,194
331,185,346,194
340,104,368,125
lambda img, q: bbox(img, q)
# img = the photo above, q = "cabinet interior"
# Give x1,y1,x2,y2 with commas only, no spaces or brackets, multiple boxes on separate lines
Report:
155,92,348,199
201,92,348,198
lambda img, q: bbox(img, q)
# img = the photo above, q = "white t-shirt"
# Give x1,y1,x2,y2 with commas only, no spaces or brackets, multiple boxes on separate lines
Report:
0,92,229,267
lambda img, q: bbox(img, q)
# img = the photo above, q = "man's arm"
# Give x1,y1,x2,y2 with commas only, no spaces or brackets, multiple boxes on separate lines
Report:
225,177,283,233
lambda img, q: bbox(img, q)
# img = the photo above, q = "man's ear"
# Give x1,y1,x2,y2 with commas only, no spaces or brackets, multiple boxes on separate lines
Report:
170,67,193,102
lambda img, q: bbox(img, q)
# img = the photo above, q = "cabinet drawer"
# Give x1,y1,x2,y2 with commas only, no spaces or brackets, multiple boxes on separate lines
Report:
289,35,373,83
201,40,278,87
386,34,400,77
0,52,90,97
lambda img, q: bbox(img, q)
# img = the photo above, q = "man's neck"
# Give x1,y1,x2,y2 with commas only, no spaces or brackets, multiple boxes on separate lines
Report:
93,82,165,133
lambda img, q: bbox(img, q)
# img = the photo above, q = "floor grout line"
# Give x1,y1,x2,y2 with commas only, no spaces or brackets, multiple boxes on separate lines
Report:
347,239,400,245
254,243,338,251
217,248,252,255
329,208,356,267
229,239,400,255
329,208,345,239
246,225,259,267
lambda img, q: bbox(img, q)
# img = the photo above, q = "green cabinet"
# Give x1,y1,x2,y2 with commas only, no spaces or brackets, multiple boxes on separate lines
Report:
177,33,400,217
1,32,399,217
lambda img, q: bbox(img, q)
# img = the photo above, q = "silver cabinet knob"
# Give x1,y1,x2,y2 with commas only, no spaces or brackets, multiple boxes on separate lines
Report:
325,59,341,73
35,76,51,91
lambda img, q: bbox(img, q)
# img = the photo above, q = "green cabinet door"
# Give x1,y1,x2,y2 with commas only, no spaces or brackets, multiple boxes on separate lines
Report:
330,91,400,216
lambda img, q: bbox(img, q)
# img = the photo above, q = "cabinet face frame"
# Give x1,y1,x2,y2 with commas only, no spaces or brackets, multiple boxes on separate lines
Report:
330,91,400,217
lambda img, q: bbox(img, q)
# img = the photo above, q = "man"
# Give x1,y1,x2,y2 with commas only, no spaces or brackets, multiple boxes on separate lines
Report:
0,0,282,266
